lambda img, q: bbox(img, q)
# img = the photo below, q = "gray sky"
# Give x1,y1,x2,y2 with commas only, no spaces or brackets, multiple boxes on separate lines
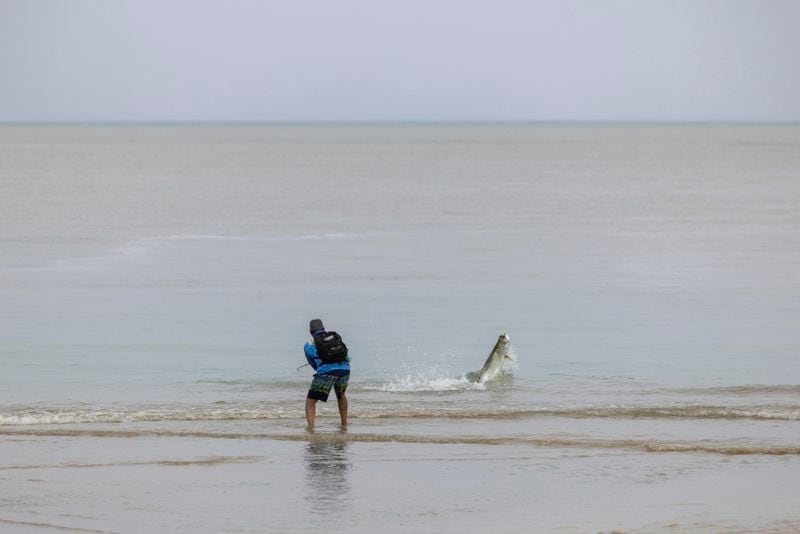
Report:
1,0,799,122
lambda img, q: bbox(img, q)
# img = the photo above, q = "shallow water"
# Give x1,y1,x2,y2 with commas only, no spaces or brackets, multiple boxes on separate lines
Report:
1,124,799,532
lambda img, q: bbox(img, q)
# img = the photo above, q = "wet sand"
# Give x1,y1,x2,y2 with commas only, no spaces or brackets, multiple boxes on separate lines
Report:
2,421,800,533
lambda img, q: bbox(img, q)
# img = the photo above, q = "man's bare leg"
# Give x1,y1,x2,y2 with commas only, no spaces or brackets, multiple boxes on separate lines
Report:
337,393,348,429
305,398,317,430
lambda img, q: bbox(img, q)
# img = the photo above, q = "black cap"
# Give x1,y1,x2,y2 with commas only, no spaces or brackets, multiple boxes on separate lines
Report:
309,319,325,335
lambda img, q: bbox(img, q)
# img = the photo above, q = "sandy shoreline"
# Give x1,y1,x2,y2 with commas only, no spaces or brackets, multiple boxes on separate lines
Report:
2,426,799,533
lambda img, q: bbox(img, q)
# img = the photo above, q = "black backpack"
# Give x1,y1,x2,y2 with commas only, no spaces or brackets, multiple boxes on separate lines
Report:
314,331,349,363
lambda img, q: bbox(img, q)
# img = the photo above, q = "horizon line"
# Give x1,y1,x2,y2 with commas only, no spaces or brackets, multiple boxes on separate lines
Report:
2,119,800,127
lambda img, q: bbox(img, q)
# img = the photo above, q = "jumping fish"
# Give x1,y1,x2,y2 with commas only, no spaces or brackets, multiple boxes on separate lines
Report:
467,334,515,383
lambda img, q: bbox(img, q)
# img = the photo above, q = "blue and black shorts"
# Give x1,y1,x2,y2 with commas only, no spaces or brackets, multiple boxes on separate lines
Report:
307,371,350,402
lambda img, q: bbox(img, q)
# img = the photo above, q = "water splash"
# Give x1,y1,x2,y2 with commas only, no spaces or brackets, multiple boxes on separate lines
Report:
363,366,485,393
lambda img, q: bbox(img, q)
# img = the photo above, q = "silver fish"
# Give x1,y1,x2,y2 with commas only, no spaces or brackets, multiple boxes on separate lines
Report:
469,334,514,383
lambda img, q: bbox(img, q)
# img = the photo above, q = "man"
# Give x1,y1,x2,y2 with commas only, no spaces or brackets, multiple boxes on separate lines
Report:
304,319,350,430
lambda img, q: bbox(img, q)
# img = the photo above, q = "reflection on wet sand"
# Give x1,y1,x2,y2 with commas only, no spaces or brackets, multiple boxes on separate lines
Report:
304,439,351,506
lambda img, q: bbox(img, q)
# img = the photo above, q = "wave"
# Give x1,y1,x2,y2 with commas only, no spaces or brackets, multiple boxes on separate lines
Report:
0,406,297,425
283,233,357,241
99,233,359,262
361,405,800,421
670,385,800,396
6,232,363,272
0,517,113,534
0,455,259,471
2,402,799,426
0,428,797,456
125,233,357,244
522,405,800,421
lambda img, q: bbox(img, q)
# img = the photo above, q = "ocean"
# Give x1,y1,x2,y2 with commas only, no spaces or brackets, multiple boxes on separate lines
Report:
1,124,799,533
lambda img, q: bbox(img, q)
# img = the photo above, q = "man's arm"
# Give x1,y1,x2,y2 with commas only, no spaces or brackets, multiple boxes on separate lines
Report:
304,342,320,370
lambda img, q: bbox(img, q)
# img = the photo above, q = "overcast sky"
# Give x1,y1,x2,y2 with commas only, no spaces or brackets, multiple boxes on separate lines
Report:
1,0,799,122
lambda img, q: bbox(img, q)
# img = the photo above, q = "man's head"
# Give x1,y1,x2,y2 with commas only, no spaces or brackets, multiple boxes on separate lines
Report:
309,319,325,336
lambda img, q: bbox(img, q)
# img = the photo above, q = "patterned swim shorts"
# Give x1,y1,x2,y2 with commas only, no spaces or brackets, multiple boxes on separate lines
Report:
307,372,349,402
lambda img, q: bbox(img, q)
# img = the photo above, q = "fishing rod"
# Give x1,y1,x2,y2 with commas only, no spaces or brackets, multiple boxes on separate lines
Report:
296,363,310,371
